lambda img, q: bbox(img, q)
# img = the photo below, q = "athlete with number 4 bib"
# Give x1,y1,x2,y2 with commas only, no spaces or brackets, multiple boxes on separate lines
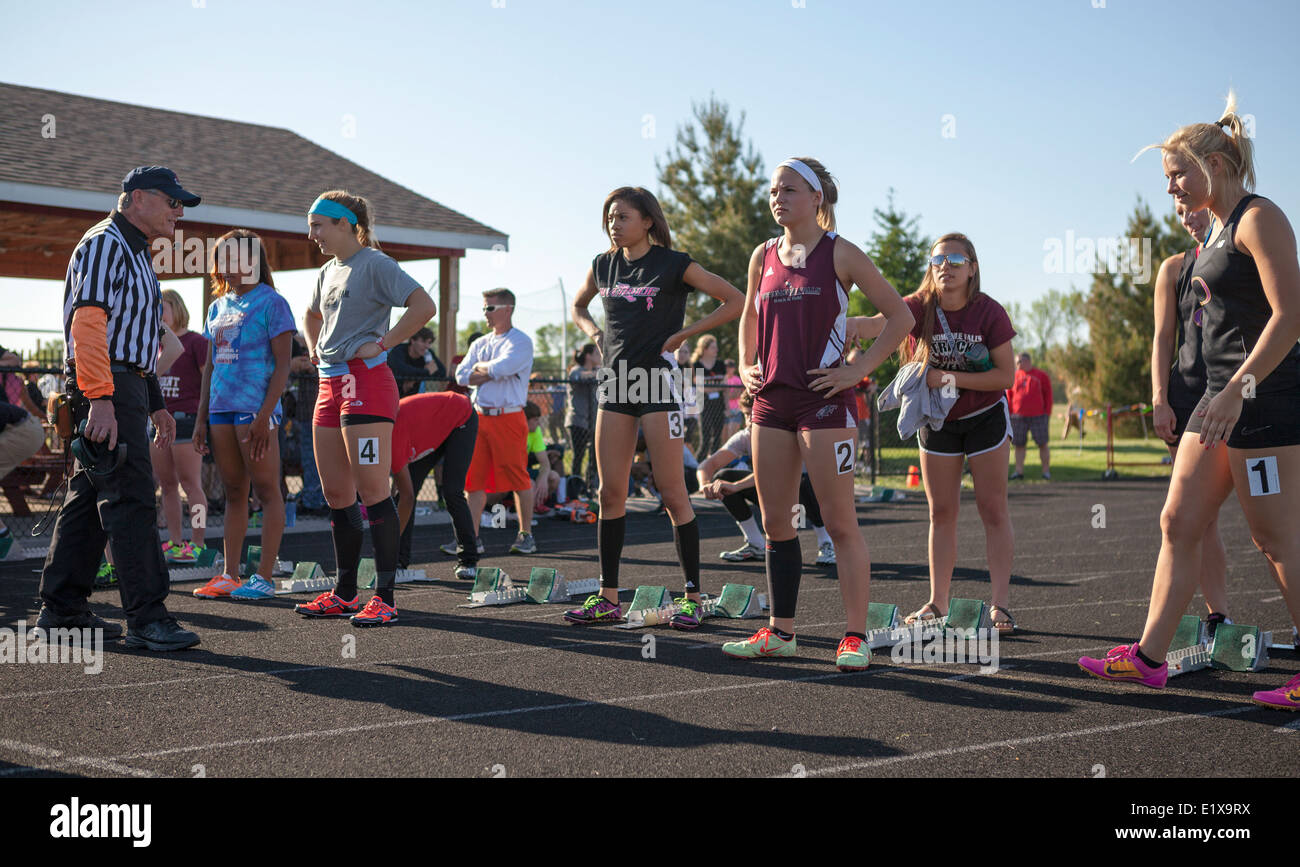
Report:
566,186,744,629
725,158,913,671
1081,93,1300,709
295,190,436,627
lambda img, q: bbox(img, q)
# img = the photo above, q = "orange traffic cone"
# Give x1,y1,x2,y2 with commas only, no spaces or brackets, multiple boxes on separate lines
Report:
906,465,921,488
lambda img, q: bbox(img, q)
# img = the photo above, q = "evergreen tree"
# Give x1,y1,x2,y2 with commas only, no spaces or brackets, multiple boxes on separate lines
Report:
656,95,772,361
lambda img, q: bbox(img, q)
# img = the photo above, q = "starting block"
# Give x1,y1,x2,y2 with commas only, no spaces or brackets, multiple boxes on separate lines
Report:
1,535,48,562
354,558,427,587
240,545,292,578
276,561,330,595
459,567,529,607
1166,615,1213,677
711,584,769,619
618,587,718,629
1209,623,1272,672
525,567,572,604
943,598,990,633
167,547,227,583
862,602,906,649
1269,626,1299,654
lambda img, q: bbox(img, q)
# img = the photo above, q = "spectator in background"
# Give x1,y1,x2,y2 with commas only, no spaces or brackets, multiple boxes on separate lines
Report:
448,331,483,397
565,342,600,485
153,289,210,564
455,291,537,554
0,347,43,419
0,361,45,557
21,360,45,409
524,402,558,513
721,358,744,442
687,334,727,458
388,325,445,397
1006,351,1054,480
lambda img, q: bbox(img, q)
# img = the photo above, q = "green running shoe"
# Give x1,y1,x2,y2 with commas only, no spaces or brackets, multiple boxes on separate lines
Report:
722,627,796,659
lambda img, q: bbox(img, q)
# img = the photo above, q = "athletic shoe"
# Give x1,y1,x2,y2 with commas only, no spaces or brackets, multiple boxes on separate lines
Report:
511,533,537,554
351,596,397,627
722,627,796,659
193,574,242,599
231,575,276,599
455,564,478,580
479,513,495,530
815,542,836,566
835,636,871,671
534,504,551,515
124,617,200,652
94,561,118,589
719,543,763,562
670,597,703,631
1252,673,1300,711
295,591,360,618
1009,471,1024,480
160,540,178,558
1078,643,1167,689
563,595,624,625
169,545,198,566
441,538,485,557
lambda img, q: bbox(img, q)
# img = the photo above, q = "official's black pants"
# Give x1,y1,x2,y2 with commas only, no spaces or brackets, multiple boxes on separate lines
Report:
39,372,171,628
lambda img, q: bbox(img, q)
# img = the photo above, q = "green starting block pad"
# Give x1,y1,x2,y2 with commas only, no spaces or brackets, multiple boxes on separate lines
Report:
856,488,907,503
1209,623,1272,672
275,561,329,595
1166,615,1213,677
525,568,569,603
627,585,670,613
862,602,907,649
943,598,990,633
711,584,769,619
459,567,529,607
240,545,292,578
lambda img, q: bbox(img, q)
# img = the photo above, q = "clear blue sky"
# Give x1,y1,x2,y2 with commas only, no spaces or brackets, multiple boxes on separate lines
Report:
3,0,1298,361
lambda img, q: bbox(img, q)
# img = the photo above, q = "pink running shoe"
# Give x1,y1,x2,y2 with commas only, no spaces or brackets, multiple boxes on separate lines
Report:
1252,673,1300,711
1078,643,1167,689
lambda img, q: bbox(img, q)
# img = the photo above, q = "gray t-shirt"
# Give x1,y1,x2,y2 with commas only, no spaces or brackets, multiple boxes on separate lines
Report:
566,366,599,429
311,246,422,365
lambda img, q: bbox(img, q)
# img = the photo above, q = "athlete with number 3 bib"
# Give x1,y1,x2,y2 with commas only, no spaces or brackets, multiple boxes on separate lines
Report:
295,190,436,627
724,158,913,670
1080,93,1300,708
566,186,744,629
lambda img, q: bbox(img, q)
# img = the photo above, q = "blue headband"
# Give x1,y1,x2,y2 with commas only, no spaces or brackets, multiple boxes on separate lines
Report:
309,197,358,225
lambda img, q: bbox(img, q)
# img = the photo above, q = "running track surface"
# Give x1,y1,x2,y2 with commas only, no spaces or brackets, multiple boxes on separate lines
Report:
1,479,1296,778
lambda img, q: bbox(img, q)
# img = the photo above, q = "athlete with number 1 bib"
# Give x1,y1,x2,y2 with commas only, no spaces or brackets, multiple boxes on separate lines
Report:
566,186,744,629
725,158,913,670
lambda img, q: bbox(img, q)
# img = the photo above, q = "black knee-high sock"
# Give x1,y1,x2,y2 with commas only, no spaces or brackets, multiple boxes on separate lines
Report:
366,496,400,606
673,518,701,594
599,516,625,589
767,537,802,620
330,502,364,600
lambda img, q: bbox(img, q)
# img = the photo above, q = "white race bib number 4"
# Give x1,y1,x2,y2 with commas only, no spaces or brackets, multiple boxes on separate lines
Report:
358,436,379,466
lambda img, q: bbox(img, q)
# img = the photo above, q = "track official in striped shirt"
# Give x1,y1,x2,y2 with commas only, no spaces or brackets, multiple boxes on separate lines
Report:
35,166,202,651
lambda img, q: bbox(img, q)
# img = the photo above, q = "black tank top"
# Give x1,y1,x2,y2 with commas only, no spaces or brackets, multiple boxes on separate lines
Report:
1167,247,1207,406
1192,194,1300,395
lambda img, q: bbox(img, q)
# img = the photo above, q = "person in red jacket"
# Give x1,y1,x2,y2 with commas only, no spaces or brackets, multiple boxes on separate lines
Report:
1006,352,1053,479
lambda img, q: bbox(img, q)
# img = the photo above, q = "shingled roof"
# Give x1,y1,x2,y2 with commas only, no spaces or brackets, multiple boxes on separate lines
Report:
0,81,506,251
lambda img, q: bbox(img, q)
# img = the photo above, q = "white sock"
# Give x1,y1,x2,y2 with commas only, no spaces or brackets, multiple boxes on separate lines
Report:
737,517,764,548
814,525,832,546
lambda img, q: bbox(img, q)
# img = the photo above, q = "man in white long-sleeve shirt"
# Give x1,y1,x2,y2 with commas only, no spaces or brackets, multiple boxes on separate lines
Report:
455,289,538,554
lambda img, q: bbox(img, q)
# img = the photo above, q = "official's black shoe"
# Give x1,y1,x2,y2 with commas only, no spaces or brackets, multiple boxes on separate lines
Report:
31,606,123,641
124,617,200,651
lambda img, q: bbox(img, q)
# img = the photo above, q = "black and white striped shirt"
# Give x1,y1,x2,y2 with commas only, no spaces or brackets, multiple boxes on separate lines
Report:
63,211,162,374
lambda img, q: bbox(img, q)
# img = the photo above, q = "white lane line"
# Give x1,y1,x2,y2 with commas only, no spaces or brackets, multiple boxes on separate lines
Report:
0,738,155,778
1261,595,1283,603
1273,718,1300,734
792,706,1256,777
107,668,880,761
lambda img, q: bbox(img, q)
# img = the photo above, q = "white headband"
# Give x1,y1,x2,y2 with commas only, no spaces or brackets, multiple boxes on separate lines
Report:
778,158,822,194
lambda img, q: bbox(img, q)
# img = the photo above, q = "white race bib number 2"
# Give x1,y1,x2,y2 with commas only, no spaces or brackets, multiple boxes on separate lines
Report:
1247,456,1279,497
834,439,854,475
358,437,379,466
667,411,684,440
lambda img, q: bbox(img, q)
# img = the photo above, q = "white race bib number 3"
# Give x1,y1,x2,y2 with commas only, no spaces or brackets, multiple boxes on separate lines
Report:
358,436,379,466
834,439,854,475
667,411,684,440
1247,456,1279,497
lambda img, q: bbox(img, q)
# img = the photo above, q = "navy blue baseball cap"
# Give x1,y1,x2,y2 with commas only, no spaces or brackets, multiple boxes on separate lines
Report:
121,166,201,208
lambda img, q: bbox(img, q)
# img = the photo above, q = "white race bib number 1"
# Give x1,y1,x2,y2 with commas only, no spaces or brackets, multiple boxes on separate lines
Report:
1247,456,1279,497
667,411,684,440
834,439,854,475
358,436,379,466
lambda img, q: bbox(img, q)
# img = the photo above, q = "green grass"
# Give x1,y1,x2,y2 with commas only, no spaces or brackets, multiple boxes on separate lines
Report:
861,405,1174,490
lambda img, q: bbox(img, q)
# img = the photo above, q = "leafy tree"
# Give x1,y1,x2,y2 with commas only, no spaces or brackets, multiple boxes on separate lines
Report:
656,95,772,361
533,321,588,377
859,189,930,316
